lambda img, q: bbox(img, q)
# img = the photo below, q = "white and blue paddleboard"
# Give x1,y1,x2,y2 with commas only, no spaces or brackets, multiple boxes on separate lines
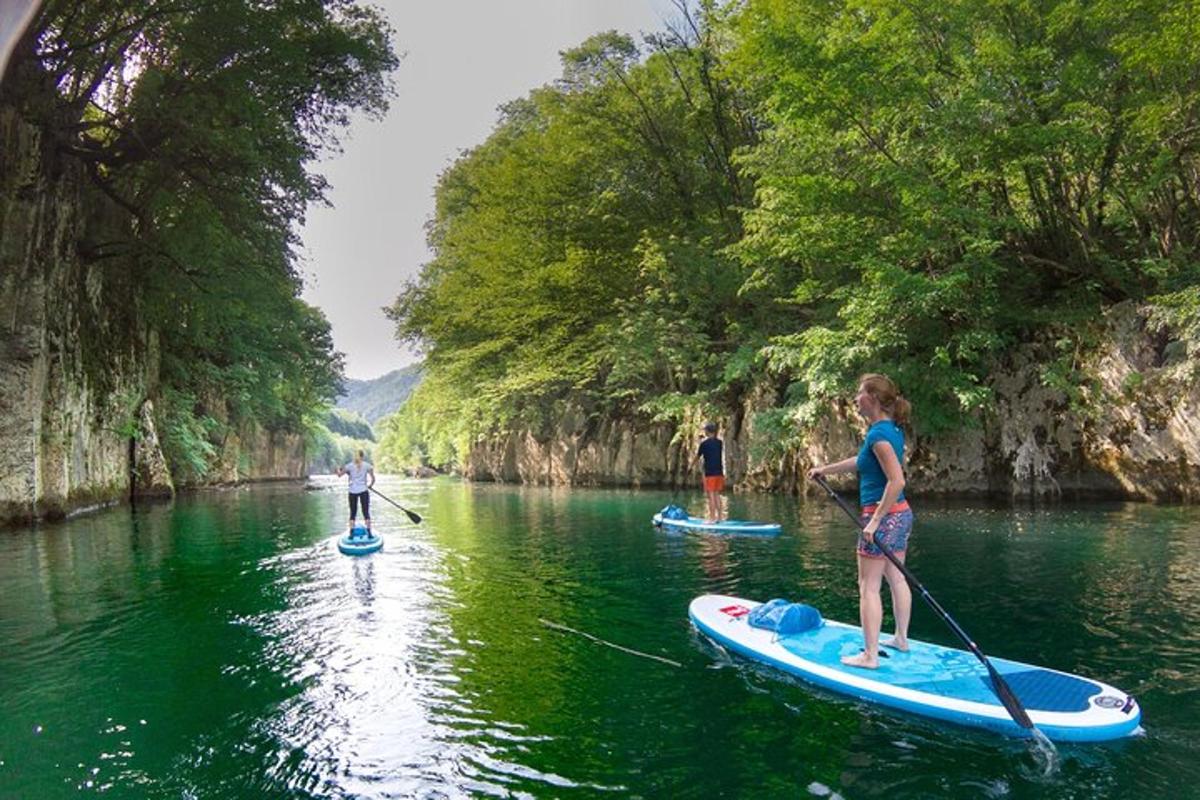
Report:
689,594,1142,742
337,526,383,556
653,512,781,536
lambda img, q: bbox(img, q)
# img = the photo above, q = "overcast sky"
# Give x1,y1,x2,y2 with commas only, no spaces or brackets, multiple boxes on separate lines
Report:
299,1,678,380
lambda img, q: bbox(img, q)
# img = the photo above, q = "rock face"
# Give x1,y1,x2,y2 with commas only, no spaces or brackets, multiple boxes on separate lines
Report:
0,105,159,522
1,103,306,526
200,423,307,486
465,415,683,487
465,303,1200,501
131,399,174,499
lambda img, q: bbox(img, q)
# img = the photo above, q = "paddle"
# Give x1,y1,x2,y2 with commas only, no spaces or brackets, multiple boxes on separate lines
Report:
369,487,422,525
811,474,1036,733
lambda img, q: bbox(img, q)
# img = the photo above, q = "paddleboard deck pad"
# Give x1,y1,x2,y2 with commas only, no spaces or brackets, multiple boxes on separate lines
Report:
689,594,1141,742
338,527,382,555
653,511,781,536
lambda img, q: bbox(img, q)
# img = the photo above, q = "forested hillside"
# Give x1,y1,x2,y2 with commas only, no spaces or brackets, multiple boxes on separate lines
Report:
305,366,422,474
337,365,423,425
384,0,1199,481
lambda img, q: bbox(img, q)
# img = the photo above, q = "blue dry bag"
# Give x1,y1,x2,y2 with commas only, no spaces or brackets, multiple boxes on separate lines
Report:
747,598,823,635
660,504,689,521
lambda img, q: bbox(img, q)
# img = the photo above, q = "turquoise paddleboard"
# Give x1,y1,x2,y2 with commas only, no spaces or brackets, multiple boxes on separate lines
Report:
338,526,382,555
689,594,1142,742
653,509,781,536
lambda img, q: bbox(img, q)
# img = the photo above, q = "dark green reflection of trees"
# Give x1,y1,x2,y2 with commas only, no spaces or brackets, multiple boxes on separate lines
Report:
415,485,857,796
0,490,332,796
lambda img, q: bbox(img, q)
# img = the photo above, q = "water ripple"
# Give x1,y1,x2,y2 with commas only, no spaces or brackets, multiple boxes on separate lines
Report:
2,483,1199,798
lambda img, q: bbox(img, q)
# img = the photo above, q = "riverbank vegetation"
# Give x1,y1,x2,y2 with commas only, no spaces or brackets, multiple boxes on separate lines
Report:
4,0,398,481
307,409,376,474
384,0,1200,472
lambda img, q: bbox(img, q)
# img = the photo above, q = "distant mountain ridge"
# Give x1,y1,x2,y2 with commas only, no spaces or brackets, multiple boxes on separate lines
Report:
337,364,422,425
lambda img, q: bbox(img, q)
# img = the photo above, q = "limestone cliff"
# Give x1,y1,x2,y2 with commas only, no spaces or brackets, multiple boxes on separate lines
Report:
0,104,163,523
199,416,307,487
464,303,1200,501
1,103,306,525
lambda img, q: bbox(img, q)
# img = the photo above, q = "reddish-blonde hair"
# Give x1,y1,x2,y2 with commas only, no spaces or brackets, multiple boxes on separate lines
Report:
859,373,911,426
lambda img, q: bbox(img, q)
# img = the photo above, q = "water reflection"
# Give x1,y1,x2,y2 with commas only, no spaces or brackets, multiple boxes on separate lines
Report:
1,481,1199,797
220,480,626,797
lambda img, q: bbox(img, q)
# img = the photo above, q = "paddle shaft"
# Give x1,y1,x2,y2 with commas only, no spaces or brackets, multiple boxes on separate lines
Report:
369,487,422,525
812,474,1035,731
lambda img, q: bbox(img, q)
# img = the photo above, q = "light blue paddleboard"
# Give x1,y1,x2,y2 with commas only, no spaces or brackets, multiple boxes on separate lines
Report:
337,526,382,556
652,512,781,536
689,594,1142,742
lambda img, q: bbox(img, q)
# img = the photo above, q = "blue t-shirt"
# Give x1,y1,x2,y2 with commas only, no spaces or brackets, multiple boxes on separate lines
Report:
697,437,724,476
856,420,905,505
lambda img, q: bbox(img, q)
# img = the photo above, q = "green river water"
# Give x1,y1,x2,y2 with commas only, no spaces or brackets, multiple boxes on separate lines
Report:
1,478,1198,799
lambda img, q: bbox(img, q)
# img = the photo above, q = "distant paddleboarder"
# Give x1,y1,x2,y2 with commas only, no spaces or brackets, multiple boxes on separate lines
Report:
808,374,913,669
337,450,376,534
695,422,725,523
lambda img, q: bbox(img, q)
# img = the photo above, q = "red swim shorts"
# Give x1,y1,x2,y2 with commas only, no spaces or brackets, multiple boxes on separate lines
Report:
703,475,725,492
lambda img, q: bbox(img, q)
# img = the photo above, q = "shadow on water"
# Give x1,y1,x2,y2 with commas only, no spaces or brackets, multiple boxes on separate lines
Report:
1,479,1198,798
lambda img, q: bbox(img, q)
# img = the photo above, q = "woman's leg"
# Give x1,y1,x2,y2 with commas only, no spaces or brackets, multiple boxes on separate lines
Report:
362,491,371,530
842,555,887,668
883,552,911,649
877,511,913,650
348,492,359,525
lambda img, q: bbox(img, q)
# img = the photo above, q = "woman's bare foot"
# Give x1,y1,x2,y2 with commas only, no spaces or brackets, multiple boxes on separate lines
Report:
841,651,879,669
881,638,909,652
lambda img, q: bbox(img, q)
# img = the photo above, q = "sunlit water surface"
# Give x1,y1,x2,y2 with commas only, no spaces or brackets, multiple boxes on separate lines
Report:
2,479,1198,798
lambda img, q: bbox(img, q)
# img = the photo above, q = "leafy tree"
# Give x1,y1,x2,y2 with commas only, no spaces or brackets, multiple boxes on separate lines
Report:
6,0,398,479
385,0,1199,475
387,13,756,467
724,0,1200,431
324,408,375,441
305,415,375,475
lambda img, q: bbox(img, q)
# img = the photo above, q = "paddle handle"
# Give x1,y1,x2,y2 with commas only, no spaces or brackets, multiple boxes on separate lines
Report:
812,474,1035,730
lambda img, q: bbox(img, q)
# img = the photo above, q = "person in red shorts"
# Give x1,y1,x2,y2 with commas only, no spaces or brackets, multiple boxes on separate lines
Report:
696,422,725,522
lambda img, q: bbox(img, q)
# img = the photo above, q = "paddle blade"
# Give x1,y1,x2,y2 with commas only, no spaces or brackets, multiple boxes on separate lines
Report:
369,487,422,524
989,668,1035,730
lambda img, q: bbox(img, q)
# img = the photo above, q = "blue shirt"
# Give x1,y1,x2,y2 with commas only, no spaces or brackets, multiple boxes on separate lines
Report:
697,437,723,476
856,420,905,505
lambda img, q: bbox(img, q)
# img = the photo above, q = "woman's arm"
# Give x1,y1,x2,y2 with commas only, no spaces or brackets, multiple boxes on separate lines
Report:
808,456,858,478
863,441,905,535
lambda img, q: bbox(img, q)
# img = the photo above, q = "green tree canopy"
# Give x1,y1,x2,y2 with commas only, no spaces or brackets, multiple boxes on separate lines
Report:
387,18,756,465
7,0,399,477
391,0,1200,471
725,0,1200,430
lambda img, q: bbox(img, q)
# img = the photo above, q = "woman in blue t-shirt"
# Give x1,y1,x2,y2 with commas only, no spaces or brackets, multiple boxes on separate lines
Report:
808,374,913,669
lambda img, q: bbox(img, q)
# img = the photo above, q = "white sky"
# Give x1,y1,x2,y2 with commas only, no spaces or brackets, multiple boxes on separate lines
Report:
300,0,679,380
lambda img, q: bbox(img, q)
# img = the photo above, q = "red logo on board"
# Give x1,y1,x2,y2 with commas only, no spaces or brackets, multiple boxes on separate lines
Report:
719,605,750,617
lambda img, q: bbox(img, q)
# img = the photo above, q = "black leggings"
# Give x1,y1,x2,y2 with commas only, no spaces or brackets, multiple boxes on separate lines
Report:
348,491,370,521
